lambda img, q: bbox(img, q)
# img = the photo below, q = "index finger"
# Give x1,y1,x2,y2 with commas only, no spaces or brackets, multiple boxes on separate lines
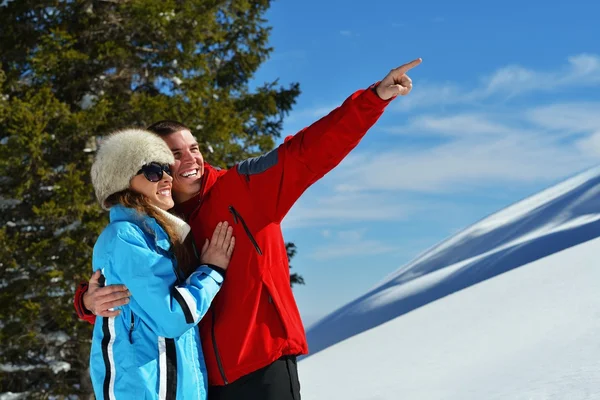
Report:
395,58,422,75
96,284,129,296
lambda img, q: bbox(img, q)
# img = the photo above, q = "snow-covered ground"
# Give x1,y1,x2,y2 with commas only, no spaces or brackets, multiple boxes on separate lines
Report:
299,167,600,399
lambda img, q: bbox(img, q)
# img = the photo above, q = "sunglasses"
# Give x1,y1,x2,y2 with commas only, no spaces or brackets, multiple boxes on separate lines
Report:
136,162,172,182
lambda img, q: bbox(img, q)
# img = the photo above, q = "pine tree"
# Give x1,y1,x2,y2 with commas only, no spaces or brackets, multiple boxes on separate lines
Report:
287,243,305,287
0,1,302,397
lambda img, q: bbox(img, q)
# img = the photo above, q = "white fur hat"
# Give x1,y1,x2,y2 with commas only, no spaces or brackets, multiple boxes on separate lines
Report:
91,128,174,210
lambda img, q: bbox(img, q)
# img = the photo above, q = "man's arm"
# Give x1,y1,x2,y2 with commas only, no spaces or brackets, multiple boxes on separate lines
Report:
235,59,421,223
73,270,131,324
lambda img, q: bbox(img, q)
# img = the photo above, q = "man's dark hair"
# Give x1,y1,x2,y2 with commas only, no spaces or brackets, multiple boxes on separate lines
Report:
146,120,190,137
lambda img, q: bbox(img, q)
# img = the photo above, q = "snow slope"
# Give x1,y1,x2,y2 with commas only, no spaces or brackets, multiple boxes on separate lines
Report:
299,167,600,399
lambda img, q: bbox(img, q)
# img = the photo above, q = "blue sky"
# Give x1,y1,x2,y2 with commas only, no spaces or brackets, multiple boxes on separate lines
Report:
250,0,600,326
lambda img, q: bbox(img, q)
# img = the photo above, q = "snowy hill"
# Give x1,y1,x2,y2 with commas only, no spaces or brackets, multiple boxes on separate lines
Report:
299,167,600,400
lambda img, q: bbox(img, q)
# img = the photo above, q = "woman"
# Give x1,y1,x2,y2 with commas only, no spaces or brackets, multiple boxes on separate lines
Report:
88,128,234,399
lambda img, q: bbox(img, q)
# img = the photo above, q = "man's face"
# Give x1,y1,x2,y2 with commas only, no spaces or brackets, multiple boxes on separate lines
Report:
162,130,205,204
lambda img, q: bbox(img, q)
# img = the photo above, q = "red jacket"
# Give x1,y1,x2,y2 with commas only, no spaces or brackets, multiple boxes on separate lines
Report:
75,85,392,385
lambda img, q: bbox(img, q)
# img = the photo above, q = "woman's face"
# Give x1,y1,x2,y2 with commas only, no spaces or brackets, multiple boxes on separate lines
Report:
130,163,175,210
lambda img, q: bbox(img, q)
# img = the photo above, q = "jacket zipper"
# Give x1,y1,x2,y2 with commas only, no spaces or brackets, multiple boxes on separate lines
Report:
228,205,263,255
129,313,134,344
211,310,228,384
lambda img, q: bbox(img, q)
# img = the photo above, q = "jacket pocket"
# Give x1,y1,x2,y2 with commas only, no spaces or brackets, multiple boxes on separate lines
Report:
128,309,137,344
262,279,288,339
229,205,263,255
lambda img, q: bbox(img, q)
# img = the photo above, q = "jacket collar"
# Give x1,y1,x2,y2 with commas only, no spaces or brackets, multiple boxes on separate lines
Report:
175,162,225,220
109,205,171,251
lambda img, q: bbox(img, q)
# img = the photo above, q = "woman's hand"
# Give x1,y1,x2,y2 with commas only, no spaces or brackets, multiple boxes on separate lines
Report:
200,221,235,270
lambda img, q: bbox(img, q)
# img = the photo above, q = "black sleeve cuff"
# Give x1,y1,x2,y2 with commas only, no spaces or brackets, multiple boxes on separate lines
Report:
203,264,226,279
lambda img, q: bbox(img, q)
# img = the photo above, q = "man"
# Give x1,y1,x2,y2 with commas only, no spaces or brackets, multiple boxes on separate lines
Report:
75,59,422,399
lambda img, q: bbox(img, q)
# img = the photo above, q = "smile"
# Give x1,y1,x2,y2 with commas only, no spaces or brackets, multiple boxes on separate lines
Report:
181,168,198,178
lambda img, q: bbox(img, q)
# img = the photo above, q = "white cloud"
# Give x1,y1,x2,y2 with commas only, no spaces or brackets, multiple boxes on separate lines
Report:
482,65,538,95
388,113,518,137
312,99,600,197
335,135,592,193
341,104,600,193
482,54,600,96
397,54,600,111
480,54,600,96
284,192,415,229
309,229,397,261
310,240,397,261
526,102,600,133
336,229,366,242
285,104,339,126
396,82,464,111
575,131,600,157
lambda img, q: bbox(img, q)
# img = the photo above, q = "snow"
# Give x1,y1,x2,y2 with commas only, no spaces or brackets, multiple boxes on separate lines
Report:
49,361,70,374
79,93,97,110
0,197,20,209
0,361,70,375
159,10,175,21
300,166,600,399
53,220,81,237
0,364,36,372
0,393,30,400
40,331,70,346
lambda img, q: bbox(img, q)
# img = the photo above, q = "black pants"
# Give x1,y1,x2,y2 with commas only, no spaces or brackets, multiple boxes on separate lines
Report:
208,356,301,400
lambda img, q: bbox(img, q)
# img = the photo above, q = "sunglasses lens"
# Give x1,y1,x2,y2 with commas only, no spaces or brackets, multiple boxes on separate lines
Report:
139,163,164,182
163,165,172,176
144,170,161,182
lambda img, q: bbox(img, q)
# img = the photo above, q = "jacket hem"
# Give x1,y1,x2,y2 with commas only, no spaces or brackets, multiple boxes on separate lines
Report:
208,344,308,387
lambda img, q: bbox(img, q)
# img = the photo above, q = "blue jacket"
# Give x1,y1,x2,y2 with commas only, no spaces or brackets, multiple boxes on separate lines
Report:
89,205,223,400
